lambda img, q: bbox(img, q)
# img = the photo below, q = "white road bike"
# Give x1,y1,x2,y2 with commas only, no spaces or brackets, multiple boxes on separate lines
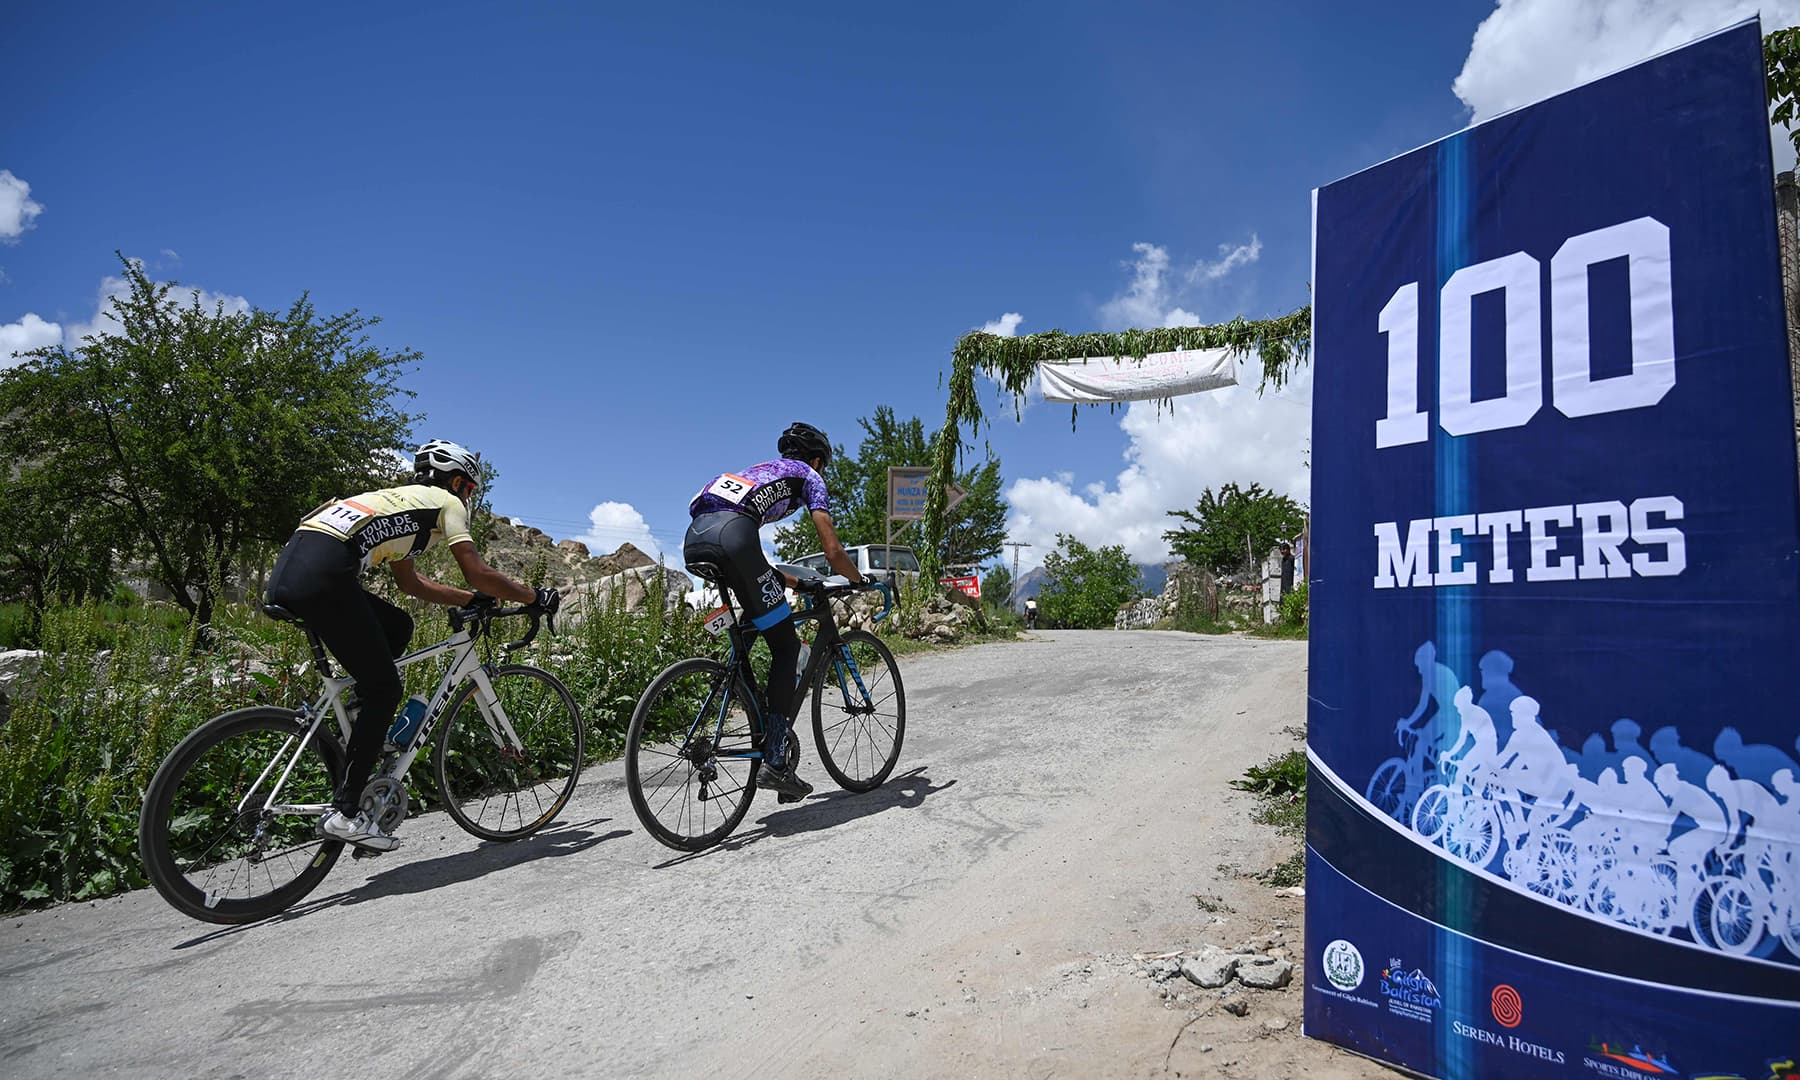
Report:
138,598,583,924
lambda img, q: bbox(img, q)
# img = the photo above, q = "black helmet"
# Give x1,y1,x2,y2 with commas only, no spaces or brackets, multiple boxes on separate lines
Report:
778,421,832,466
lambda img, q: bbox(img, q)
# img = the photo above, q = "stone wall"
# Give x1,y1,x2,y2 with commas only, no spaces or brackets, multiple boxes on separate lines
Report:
1113,560,1265,630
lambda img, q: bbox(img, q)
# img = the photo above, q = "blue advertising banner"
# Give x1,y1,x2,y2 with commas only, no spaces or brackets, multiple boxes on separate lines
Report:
1307,20,1800,1080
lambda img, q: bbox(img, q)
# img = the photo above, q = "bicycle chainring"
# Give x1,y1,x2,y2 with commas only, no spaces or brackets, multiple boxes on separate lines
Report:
359,776,410,834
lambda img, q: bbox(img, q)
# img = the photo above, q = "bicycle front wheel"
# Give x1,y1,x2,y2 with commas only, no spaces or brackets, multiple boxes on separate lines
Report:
811,630,905,792
626,657,761,851
138,707,346,925
433,665,585,841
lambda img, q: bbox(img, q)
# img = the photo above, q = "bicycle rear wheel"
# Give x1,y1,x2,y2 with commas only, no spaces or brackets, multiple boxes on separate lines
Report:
626,657,761,851
138,707,346,925
433,665,585,841
811,630,905,792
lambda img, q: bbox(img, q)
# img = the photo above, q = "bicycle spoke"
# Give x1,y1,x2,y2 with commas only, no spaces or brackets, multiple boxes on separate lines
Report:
436,666,585,842
626,658,760,851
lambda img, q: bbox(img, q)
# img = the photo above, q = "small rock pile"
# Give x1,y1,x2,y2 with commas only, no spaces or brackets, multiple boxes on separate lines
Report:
886,587,984,643
1132,929,1295,1010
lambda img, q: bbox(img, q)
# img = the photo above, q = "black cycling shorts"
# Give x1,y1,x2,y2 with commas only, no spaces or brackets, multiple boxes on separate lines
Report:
684,511,791,630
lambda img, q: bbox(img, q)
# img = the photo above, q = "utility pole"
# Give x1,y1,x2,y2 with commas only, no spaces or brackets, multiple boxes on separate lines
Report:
1002,540,1032,583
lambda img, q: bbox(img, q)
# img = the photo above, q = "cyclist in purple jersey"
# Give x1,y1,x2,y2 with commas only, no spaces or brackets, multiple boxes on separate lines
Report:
684,422,864,801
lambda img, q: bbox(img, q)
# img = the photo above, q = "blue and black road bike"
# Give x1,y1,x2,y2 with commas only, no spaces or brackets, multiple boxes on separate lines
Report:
624,567,904,851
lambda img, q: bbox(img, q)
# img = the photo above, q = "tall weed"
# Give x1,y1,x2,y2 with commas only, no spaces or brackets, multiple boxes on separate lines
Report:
0,583,709,911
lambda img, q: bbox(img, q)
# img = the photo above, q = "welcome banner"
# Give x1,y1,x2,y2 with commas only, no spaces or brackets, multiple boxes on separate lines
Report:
1037,346,1237,403
1306,20,1800,1080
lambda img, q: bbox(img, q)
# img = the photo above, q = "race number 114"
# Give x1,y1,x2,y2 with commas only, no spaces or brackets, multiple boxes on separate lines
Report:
1375,216,1675,448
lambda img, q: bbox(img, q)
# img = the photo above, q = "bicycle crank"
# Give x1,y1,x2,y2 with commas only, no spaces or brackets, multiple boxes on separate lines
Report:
359,776,410,834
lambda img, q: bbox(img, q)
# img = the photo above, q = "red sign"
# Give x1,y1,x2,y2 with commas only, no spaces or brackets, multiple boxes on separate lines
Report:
940,575,980,599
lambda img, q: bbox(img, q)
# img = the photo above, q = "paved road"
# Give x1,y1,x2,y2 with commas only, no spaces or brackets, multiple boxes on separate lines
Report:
0,630,1388,1079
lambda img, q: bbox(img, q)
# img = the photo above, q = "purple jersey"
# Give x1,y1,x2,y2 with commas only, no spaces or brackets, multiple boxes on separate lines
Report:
690,458,830,525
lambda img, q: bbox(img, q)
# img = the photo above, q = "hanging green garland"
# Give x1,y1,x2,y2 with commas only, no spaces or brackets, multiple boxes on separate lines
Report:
921,304,1312,578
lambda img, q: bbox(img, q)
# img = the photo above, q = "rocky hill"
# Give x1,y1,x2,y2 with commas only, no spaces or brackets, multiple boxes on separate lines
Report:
482,515,663,587
480,515,692,616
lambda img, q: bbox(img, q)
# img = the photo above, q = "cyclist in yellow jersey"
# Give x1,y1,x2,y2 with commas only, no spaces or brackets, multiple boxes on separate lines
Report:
265,439,560,851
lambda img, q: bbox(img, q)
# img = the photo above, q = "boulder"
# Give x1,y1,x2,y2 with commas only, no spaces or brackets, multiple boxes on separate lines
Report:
1179,948,1238,989
1236,956,1294,990
563,563,693,620
0,649,45,721
592,543,657,577
557,539,591,559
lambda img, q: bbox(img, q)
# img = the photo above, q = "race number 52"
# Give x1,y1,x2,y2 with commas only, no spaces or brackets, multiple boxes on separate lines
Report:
706,473,754,504
1376,216,1675,447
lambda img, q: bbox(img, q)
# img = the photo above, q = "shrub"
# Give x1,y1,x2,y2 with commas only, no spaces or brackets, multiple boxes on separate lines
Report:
0,581,712,911
1279,582,1308,628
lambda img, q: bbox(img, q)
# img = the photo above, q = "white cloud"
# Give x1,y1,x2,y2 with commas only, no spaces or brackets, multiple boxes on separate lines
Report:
982,312,1024,337
1188,234,1263,285
576,501,665,559
1097,237,1261,330
1004,364,1313,570
1098,242,1175,329
62,266,250,347
0,311,62,368
0,171,43,242
1453,0,1800,159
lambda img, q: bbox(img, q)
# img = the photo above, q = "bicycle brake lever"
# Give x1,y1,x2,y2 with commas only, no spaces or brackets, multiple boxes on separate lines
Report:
504,610,541,651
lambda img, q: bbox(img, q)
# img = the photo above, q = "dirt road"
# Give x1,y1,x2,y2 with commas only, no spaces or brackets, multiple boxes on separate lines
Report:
0,630,1395,1079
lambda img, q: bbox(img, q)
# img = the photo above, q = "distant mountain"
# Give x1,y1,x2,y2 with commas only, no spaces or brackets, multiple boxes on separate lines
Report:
1005,562,1167,612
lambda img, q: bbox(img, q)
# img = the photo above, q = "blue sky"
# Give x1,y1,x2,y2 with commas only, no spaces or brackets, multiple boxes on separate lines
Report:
4,1,1791,572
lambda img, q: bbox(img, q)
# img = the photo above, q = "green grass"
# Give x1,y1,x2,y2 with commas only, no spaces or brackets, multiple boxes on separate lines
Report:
1248,623,1309,641
1235,749,1307,889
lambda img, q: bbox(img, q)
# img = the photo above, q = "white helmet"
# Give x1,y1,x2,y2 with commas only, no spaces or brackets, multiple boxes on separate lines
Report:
414,439,482,485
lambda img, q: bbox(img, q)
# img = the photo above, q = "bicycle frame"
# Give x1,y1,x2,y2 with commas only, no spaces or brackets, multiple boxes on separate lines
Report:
249,621,525,819
689,582,885,762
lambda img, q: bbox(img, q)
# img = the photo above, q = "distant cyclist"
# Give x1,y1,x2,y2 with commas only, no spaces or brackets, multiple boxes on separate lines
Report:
264,440,559,851
684,421,864,802
1024,597,1038,630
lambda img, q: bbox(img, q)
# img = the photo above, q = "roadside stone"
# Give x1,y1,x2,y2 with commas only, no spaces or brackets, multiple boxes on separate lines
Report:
1263,1017,1290,1033
1179,948,1238,989
1237,956,1294,989
1223,998,1250,1017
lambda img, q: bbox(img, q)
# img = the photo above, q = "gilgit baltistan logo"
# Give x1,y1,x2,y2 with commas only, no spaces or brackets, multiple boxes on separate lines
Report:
1323,939,1364,992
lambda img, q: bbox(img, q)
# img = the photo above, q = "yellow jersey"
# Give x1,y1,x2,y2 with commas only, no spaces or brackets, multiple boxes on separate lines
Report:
296,483,473,570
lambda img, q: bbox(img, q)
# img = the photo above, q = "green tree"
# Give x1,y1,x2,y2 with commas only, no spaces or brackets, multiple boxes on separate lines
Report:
1036,533,1141,629
982,562,1014,610
0,459,121,611
773,405,1007,568
1769,27,1800,165
0,255,420,624
1163,482,1306,575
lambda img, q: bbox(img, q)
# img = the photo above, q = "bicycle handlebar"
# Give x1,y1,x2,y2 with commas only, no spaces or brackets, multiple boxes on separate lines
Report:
448,601,555,651
796,577,893,623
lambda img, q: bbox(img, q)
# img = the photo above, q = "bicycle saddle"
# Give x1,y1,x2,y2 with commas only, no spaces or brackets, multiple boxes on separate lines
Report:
261,603,303,623
685,560,726,583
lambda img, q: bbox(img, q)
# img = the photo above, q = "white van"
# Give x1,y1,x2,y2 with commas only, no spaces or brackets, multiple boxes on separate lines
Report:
791,544,920,583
